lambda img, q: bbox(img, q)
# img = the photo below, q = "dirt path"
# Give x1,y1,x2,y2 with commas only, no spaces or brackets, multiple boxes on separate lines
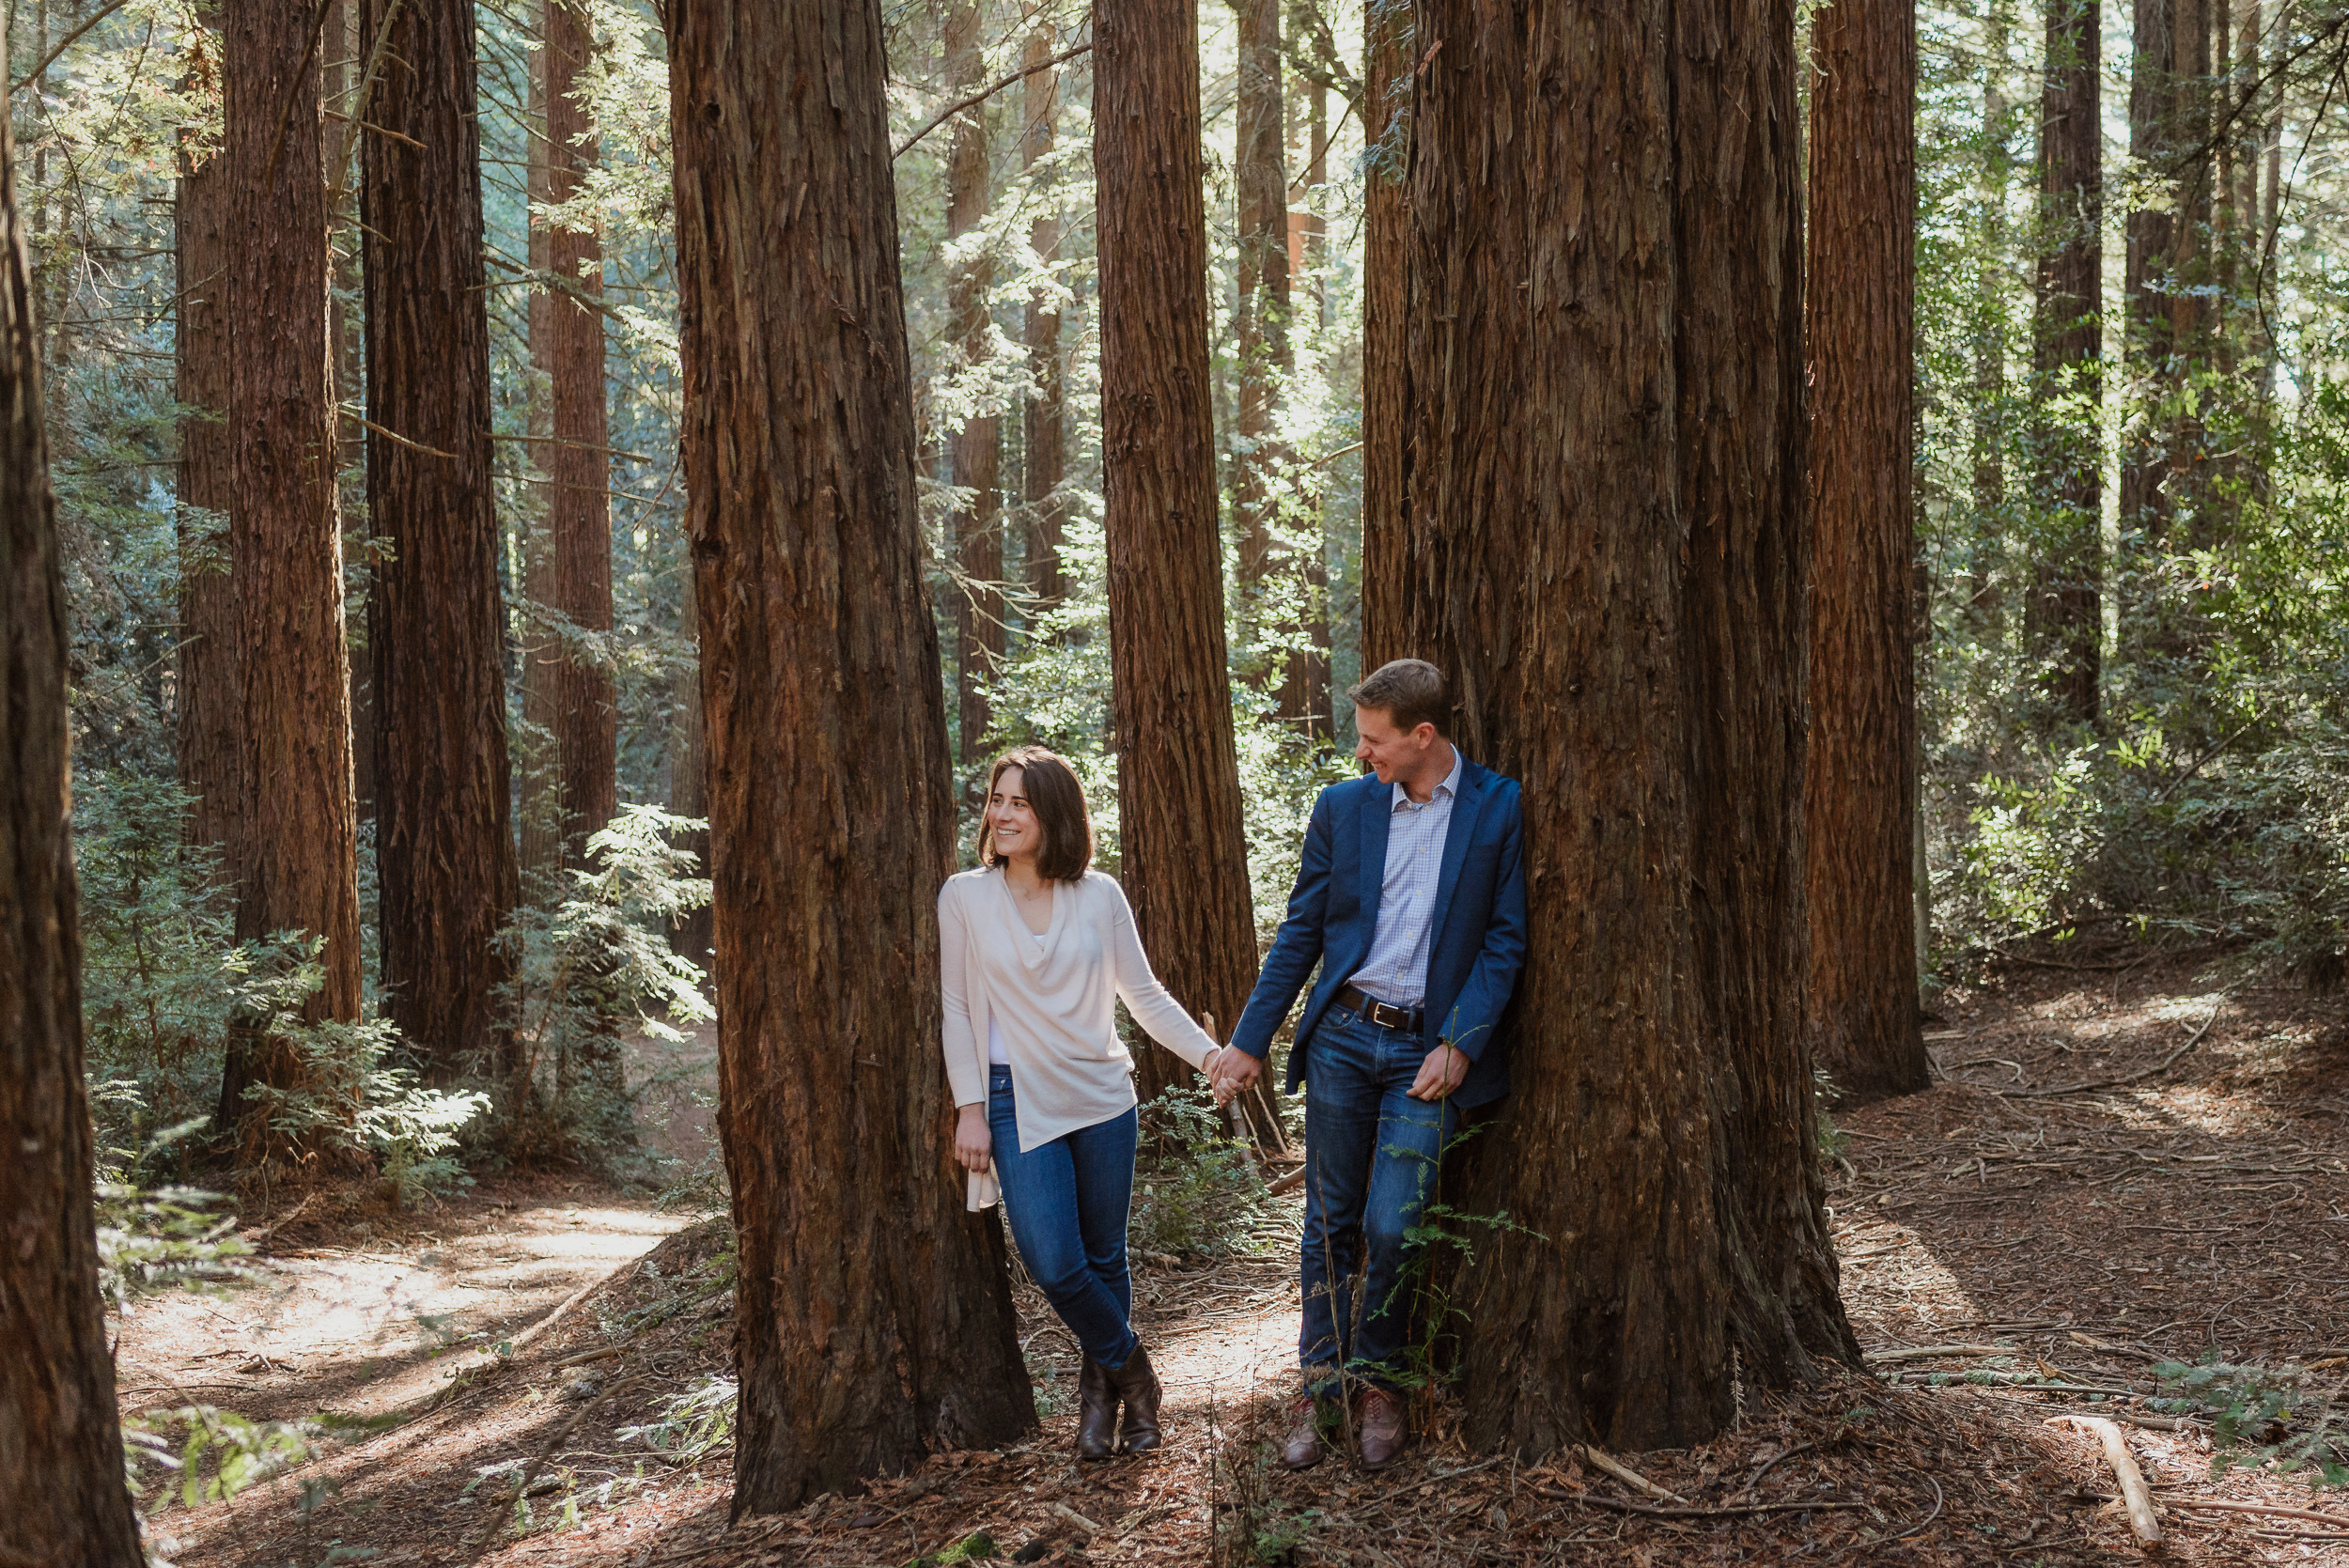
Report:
138,952,2349,1566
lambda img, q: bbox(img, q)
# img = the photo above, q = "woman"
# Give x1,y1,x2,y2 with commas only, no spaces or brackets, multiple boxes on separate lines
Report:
938,745,1225,1460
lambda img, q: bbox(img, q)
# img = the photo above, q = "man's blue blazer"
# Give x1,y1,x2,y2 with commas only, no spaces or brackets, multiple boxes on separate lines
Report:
1228,757,1528,1109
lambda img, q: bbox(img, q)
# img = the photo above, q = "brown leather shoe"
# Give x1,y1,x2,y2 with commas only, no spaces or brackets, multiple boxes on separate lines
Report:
1357,1387,1406,1470
1076,1354,1117,1461
1279,1394,1326,1470
1107,1343,1163,1453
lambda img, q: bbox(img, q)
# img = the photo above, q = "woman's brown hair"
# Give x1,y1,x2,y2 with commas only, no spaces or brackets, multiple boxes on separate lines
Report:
979,746,1096,882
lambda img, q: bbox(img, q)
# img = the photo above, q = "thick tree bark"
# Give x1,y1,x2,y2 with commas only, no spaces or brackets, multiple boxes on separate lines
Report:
177,118,239,875
666,0,1035,1509
1358,0,1409,667
1393,0,1859,1452
947,0,1003,764
216,0,364,1140
0,78,147,1564
2118,0,2175,577
2030,0,2103,725
1807,0,1930,1108
363,0,521,1082
542,0,618,871
1020,7,1065,618
1096,0,1287,1150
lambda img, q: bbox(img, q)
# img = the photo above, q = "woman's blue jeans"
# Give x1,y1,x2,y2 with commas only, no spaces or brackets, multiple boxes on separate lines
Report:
988,1065,1141,1369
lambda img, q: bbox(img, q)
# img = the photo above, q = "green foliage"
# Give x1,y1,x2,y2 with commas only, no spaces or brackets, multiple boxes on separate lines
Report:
228,934,489,1203
2152,1358,2349,1488
122,1405,329,1512
1130,1082,1275,1262
93,1172,247,1312
614,1374,738,1464
494,805,712,1163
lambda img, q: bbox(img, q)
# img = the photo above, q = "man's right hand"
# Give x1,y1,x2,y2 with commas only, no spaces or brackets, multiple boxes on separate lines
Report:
1212,1048,1265,1106
954,1104,992,1172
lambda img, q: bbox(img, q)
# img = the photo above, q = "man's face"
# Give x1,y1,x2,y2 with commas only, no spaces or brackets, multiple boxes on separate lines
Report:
1354,706,1436,784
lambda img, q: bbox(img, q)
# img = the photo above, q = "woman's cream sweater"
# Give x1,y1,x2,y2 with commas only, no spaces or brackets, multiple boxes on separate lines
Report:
939,866,1221,1208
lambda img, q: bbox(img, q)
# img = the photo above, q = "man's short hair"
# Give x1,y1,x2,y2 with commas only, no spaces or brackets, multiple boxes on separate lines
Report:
978,745,1097,883
1347,659,1450,737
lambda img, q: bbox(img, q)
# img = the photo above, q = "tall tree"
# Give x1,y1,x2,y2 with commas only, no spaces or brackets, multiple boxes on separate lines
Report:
1020,4,1066,618
1392,0,1859,1448
1808,0,1930,1105
946,0,1003,764
0,66,148,1560
216,0,364,1139
1095,0,1286,1148
177,46,238,874
2030,0,2103,724
1232,0,1289,602
539,0,618,870
2119,0,2177,576
362,0,521,1080
666,0,1035,1509
1358,0,1408,665
666,564,712,971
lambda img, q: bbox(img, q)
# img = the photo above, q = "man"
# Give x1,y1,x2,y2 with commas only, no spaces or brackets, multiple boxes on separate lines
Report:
1211,658,1526,1471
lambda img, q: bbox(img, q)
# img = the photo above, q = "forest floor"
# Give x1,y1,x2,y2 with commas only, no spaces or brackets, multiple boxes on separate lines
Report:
128,947,2349,1567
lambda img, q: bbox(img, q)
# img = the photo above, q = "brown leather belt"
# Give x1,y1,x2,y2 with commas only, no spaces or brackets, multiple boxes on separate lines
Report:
1336,983,1423,1035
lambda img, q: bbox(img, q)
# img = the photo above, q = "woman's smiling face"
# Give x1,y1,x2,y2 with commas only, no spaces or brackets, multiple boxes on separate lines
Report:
988,767,1042,863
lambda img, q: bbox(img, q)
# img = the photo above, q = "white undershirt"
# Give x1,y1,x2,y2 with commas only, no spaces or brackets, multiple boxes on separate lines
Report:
987,929,1050,1064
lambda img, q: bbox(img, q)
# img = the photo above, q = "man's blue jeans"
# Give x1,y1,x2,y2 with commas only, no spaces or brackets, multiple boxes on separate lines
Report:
1298,1006,1461,1394
988,1065,1141,1370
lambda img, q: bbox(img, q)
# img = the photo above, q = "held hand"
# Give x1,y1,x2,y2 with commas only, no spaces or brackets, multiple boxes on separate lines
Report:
953,1104,992,1172
1211,1047,1265,1107
1407,1042,1470,1102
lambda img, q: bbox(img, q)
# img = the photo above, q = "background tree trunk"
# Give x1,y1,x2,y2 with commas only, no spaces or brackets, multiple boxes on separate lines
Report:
176,107,239,877
0,70,148,1560
1396,0,1859,1452
2119,0,2176,646
1020,6,1065,620
947,0,1003,766
1233,0,1288,598
217,0,364,1142
363,0,521,1083
2029,0,2103,725
543,0,617,870
1358,0,1409,668
520,24,560,880
1096,0,1286,1150
666,0,1035,1509
1807,0,1929,1108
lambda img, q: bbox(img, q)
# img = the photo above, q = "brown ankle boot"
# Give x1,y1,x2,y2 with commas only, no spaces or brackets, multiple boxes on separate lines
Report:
1106,1343,1163,1454
1076,1354,1117,1461
1357,1386,1406,1470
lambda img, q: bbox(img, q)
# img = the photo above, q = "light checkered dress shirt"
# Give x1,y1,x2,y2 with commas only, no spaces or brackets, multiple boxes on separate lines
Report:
1348,746,1465,1009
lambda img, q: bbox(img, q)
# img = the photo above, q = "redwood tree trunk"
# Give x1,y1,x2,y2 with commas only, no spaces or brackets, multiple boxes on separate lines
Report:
2118,0,2175,640
217,0,364,1139
1358,0,1410,668
2029,0,2102,725
666,563,712,972
0,79,147,1563
1806,0,1928,1108
946,0,1002,765
543,0,618,869
1394,0,1859,1452
1233,0,1289,593
666,0,1034,1509
177,118,239,875
1096,0,1286,1150
1021,7,1064,618
363,0,521,1080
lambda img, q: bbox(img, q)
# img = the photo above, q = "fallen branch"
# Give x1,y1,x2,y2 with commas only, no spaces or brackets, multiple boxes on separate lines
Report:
2047,1416,2161,1547
1267,1164,1308,1197
1573,1443,1689,1505
2160,1497,2349,1528
1998,996,2227,1099
1050,1502,1102,1534
1544,1485,1864,1520
1865,1343,2015,1364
